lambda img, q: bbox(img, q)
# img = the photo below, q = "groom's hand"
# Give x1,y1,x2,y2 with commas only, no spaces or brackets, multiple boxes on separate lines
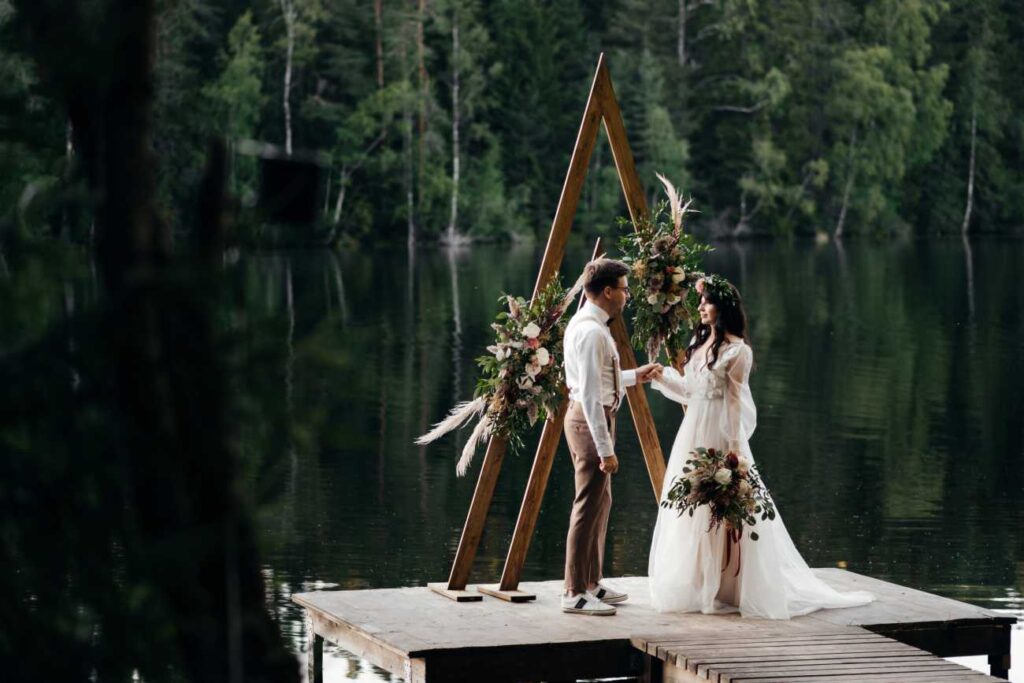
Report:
636,363,660,383
600,454,619,474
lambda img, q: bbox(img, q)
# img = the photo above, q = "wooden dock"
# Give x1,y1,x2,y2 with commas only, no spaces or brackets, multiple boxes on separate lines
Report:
293,569,1015,682
634,625,1002,682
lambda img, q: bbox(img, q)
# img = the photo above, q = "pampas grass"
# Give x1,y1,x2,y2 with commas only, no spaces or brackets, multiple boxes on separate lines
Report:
457,415,492,477
415,396,487,446
656,172,696,236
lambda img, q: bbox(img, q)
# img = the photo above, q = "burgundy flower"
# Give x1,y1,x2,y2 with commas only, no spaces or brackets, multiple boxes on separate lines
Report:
725,452,739,469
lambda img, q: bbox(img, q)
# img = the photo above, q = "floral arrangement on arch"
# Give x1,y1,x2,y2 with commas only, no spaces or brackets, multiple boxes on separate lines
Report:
661,446,776,542
416,273,586,476
618,174,711,362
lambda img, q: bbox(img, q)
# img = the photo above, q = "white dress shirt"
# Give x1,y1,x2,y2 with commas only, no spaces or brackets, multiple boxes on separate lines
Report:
563,301,637,458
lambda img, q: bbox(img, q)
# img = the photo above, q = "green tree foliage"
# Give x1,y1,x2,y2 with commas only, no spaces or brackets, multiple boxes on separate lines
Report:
0,0,67,241
152,0,221,220
824,0,951,234
3,0,1024,243
205,10,265,203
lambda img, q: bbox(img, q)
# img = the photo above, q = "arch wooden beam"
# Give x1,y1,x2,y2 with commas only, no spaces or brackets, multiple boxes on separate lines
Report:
431,54,666,602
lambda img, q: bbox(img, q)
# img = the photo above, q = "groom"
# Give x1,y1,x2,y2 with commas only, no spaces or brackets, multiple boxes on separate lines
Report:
561,258,658,615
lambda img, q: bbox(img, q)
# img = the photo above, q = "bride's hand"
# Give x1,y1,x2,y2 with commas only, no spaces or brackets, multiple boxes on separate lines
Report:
636,363,660,383
648,364,665,382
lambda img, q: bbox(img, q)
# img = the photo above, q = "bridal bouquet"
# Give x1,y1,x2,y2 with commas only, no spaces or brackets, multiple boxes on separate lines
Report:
416,273,586,476
618,174,710,361
662,447,776,541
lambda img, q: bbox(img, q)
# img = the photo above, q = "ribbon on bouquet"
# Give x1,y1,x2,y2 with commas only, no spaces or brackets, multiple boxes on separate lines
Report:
722,525,743,577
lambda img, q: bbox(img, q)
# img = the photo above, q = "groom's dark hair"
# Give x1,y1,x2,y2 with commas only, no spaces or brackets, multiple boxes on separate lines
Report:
583,258,630,295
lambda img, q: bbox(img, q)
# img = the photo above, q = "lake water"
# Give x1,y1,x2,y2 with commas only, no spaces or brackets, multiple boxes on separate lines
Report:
3,236,1022,680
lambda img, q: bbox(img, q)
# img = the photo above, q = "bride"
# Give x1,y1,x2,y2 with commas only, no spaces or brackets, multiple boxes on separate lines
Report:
647,274,873,619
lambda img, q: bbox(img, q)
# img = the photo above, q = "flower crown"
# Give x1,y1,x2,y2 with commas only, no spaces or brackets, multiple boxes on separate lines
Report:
695,273,738,306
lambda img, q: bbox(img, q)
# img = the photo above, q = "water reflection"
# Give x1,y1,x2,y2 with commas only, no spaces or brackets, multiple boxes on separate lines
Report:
2,237,1021,681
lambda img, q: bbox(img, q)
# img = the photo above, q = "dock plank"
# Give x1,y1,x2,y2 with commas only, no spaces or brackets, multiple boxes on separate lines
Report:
637,623,1003,683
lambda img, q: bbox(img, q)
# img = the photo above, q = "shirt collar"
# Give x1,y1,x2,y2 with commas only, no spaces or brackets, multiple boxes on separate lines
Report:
583,300,612,326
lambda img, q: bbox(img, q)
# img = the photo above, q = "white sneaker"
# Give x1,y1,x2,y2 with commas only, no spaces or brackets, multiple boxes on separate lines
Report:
591,583,629,605
561,592,616,615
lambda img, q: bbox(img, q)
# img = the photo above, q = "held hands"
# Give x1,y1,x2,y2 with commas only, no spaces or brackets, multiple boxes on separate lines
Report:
599,454,619,474
636,363,665,383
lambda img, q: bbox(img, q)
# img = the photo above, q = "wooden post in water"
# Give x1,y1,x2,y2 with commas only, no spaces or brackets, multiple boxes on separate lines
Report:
430,54,666,602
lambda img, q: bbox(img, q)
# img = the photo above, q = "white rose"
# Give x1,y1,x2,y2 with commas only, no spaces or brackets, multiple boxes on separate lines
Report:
671,267,685,284
713,468,732,485
737,455,751,473
517,376,534,390
534,347,550,366
522,322,541,339
647,293,660,306
526,362,542,378
737,479,752,495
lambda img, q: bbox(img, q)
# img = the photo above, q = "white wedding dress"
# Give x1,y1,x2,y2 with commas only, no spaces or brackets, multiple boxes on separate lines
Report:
648,339,874,619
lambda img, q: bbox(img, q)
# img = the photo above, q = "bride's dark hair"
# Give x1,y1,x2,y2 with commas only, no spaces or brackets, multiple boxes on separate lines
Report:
683,276,750,370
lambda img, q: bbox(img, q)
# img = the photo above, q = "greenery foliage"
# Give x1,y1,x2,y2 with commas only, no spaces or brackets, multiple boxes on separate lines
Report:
472,279,570,452
2,0,1024,243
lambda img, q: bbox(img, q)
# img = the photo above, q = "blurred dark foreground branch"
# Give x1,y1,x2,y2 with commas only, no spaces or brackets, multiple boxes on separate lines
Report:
4,0,299,680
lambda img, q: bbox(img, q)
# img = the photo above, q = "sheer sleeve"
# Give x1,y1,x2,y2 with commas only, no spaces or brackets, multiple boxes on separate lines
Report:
720,344,756,452
651,366,690,406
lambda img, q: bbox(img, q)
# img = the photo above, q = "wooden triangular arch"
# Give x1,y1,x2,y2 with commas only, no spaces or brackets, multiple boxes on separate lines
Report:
430,53,667,602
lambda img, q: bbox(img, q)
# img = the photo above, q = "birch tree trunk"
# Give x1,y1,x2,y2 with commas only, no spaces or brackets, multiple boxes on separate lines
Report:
60,118,74,239
280,0,296,156
962,231,975,320
677,0,687,67
328,250,348,323
445,14,460,244
961,106,977,235
447,245,462,393
322,166,331,217
835,129,858,239
374,0,384,89
416,0,427,219
332,170,348,226
404,14,416,248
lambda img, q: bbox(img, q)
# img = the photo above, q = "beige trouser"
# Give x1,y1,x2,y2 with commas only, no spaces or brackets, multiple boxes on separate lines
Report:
563,401,616,594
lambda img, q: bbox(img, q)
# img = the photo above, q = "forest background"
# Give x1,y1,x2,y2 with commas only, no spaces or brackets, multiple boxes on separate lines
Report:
1,0,1022,245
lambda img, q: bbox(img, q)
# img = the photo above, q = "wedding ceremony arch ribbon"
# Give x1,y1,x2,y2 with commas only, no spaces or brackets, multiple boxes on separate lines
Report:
430,53,667,602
